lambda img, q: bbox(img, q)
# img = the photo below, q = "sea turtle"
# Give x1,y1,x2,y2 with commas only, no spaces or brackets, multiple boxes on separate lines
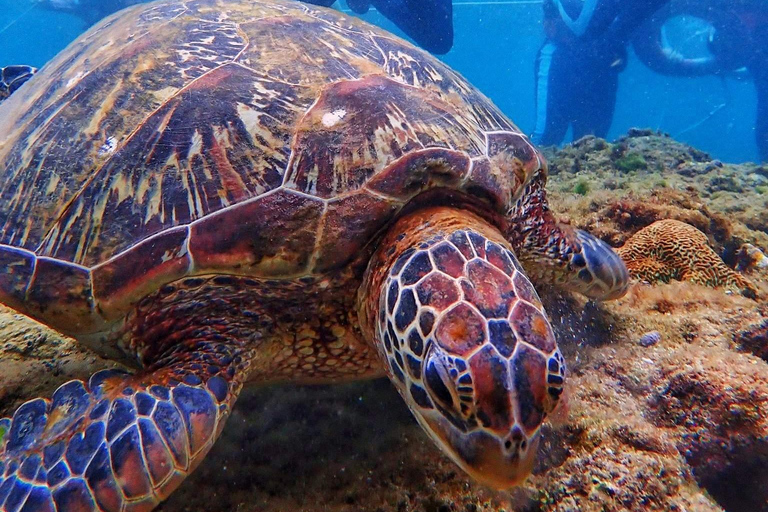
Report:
0,66,36,104
0,0,628,510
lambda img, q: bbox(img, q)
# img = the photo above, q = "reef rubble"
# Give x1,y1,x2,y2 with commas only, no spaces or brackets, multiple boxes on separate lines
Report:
1,131,766,512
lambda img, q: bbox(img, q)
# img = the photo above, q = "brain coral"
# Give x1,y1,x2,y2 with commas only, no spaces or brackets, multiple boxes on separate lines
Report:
616,219,757,298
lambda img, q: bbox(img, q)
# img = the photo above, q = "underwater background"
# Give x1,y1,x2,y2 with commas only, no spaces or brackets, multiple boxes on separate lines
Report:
0,0,759,163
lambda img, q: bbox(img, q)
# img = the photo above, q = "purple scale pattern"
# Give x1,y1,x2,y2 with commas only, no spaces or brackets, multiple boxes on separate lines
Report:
0,346,240,512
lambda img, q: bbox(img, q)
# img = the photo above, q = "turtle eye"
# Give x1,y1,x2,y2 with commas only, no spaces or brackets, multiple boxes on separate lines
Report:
423,346,475,428
424,356,456,411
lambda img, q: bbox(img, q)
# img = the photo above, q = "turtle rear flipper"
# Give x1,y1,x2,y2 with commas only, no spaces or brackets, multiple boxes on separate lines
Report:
0,65,37,102
0,336,248,512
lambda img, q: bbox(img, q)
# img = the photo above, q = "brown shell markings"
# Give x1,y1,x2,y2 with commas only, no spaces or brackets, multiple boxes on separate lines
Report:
0,0,545,336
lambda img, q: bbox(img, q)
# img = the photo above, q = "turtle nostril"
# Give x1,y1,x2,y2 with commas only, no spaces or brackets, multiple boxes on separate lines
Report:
504,439,512,450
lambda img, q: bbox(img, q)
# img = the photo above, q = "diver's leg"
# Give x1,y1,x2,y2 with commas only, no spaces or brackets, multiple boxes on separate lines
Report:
572,50,622,140
532,43,573,146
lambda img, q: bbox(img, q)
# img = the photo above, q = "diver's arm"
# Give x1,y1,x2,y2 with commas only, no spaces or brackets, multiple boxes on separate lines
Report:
370,0,454,54
551,0,601,38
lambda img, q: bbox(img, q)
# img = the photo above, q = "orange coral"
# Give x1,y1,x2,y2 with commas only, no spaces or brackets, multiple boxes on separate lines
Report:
616,219,757,297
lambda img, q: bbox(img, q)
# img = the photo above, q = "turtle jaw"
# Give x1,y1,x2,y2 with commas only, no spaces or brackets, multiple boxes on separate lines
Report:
416,410,540,489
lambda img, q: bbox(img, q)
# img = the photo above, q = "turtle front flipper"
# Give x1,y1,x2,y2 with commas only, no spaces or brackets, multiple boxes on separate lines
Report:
0,65,36,103
0,338,248,512
507,170,629,300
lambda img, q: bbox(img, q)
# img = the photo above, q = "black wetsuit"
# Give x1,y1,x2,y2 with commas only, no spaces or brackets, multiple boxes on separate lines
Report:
532,0,668,146
737,7,768,162
754,26,768,162
304,0,453,54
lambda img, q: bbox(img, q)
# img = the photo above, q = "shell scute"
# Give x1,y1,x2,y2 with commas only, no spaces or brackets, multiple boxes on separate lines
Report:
366,147,471,200
0,8,205,253
138,2,187,23
0,245,36,308
236,15,386,86
26,259,99,333
188,189,324,276
171,18,247,80
284,74,432,198
36,63,302,267
91,227,191,321
312,192,400,272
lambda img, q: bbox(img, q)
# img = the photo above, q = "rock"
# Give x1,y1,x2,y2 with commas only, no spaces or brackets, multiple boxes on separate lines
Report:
638,331,662,347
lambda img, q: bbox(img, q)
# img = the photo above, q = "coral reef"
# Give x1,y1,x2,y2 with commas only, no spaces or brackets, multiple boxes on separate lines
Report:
649,347,768,511
615,219,758,297
543,131,768,262
613,151,648,173
2,131,768,512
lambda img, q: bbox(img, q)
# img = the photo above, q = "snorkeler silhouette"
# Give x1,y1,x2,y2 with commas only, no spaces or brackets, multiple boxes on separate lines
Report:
533,0,768,162
532,0,670,146
38,0,453,54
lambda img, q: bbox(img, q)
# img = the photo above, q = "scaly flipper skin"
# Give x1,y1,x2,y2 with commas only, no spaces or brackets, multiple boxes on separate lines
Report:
359,207,565,489
0,66,36,104
0,338,248,512
507,170,630,300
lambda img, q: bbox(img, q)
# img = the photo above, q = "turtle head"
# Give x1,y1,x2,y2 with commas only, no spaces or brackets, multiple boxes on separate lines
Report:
359,207,565,489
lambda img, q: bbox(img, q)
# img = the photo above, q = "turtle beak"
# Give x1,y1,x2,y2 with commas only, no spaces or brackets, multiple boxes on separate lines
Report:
412,343,541,489
417,411,539,489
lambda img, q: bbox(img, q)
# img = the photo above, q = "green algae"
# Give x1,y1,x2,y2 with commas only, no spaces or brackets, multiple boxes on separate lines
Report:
574,179,591,196
615,152,648,173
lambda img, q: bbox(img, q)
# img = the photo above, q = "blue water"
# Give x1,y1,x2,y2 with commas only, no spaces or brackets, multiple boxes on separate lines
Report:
0,0,759,162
